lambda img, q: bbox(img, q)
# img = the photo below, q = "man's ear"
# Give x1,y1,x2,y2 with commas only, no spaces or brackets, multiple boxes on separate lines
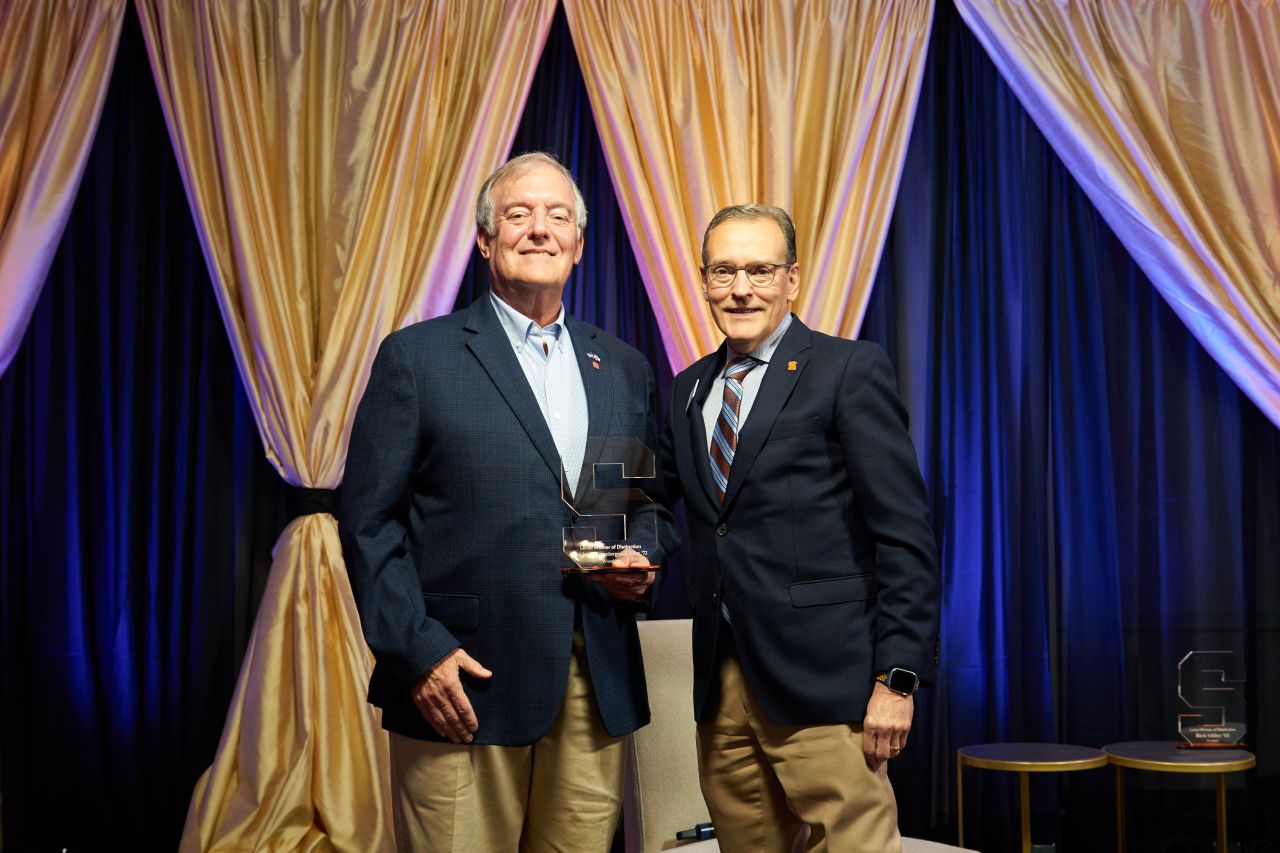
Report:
784,263,800,303
476,229,492,259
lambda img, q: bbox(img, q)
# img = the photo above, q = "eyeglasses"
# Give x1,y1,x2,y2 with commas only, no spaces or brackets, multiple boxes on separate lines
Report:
702,262,791,289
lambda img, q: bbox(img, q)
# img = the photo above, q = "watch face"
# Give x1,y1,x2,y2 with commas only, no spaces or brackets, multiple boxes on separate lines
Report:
887,668,919,694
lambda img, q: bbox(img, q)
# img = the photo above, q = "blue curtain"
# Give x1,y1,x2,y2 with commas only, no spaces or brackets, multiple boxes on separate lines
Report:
862,3,1280,847
0,10,289,849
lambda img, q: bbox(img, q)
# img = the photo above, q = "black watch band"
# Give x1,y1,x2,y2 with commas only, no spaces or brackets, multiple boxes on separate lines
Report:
878,667,920,696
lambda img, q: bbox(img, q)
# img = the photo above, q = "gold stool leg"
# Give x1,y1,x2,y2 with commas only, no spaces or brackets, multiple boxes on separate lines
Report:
1020,771,1031,853
1115,765,1126,853
1216,773,1227,852
956,756,965,848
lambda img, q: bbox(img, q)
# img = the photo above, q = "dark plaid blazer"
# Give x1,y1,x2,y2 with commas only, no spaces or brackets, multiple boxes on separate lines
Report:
340,294,677,744
660,316,940,726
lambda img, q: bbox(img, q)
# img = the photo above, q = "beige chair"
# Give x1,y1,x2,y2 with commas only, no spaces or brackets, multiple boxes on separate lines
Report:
626,618,718,852
626,618,974,853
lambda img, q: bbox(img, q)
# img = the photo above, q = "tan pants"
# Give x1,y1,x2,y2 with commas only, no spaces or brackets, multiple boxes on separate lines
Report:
696,652,902,853
387,632,625,853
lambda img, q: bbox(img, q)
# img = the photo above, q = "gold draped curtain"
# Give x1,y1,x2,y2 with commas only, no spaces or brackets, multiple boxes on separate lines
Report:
0,0,125,375
563,0,935,370
954,0,1280,426
133,0,557,848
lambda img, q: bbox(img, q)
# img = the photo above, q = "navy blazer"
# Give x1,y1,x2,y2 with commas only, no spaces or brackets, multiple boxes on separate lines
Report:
661,317,939,726
340,295,678,744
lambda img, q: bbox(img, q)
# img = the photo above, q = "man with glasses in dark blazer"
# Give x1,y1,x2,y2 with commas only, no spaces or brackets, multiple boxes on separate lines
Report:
660,204,939,852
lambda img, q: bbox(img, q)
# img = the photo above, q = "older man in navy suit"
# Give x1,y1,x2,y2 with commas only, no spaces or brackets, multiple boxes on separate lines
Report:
340,152,677,852
661,204,940,852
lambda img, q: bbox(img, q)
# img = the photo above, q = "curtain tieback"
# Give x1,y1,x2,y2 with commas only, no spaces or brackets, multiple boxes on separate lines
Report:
287,486,338,520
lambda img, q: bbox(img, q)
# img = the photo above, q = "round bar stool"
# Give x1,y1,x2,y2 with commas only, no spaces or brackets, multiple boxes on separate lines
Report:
1103,741,1255,853
956,743,1107,853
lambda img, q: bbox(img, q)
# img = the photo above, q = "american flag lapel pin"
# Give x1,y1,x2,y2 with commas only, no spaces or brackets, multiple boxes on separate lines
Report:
787,360,797,371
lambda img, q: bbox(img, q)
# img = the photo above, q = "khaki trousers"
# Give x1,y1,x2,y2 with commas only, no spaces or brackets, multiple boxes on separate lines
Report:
387,632,625,853
696,651,902,853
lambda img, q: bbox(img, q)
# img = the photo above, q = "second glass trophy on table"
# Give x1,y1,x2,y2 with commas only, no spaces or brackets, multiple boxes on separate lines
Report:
1176,650,1247,748
561,436,661,575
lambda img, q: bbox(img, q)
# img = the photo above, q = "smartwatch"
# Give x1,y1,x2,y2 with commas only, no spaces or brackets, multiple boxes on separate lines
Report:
875,667,920,696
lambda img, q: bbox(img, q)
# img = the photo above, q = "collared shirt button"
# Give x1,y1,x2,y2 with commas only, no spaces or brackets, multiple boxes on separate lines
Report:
716,523,728,536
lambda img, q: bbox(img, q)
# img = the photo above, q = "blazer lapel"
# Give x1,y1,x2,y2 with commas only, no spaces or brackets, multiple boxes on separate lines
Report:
686,345,727,508
463,296,563,483
719,318,812,513
567,316,611,501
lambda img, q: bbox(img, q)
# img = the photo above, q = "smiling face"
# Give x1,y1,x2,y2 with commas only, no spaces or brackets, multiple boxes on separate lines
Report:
702,217,799,353
476,162,584,300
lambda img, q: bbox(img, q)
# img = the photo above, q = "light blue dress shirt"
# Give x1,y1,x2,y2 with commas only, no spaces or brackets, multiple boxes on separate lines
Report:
490,291,590,497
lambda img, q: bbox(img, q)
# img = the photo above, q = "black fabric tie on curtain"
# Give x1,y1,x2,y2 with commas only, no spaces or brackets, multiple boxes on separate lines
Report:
286,486,338,521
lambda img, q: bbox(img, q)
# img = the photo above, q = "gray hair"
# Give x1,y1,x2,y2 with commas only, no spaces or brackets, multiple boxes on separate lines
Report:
475,152,588,237
701,204,797,266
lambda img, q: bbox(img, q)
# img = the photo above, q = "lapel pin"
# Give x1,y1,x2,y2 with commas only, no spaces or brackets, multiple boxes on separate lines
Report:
787,360,797,371
586,351,601,369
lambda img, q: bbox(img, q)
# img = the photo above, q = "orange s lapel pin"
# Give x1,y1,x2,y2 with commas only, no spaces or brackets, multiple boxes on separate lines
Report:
787,360,797,371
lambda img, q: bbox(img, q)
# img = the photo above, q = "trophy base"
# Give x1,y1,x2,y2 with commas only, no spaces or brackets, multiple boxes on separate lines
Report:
561,564,662,575
1177,741,1249,750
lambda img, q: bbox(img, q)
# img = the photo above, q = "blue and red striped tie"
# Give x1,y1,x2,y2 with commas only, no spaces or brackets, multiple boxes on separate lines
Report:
708,355,760,503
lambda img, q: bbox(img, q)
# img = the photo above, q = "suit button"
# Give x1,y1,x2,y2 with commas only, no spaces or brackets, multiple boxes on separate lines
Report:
711,592,719,604
716,523,728,536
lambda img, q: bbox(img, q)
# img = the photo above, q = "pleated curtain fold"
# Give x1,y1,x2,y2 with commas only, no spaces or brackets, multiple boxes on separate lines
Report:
562,0,935,369
954,0,1280,427
0,0,126,376
131,0,557,848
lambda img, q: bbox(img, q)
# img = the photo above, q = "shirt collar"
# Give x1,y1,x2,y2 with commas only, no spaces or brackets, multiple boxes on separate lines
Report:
725,311,793,370
490,290,566,351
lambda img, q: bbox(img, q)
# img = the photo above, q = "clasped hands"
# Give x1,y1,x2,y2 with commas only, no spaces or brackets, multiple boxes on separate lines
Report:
583,545,655,602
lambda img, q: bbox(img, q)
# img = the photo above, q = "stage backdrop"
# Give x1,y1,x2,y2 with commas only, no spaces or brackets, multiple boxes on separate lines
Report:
1,3,1277,851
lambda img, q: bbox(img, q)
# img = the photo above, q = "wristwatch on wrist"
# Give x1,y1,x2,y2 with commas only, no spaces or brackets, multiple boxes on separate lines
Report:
875,667,920,696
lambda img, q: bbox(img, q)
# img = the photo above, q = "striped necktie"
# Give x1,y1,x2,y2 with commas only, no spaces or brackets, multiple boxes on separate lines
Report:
708,355,761,503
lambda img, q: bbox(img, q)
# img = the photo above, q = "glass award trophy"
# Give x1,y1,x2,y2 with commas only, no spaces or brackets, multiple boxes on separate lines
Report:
1176,650,1247,748
561,436,661,574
